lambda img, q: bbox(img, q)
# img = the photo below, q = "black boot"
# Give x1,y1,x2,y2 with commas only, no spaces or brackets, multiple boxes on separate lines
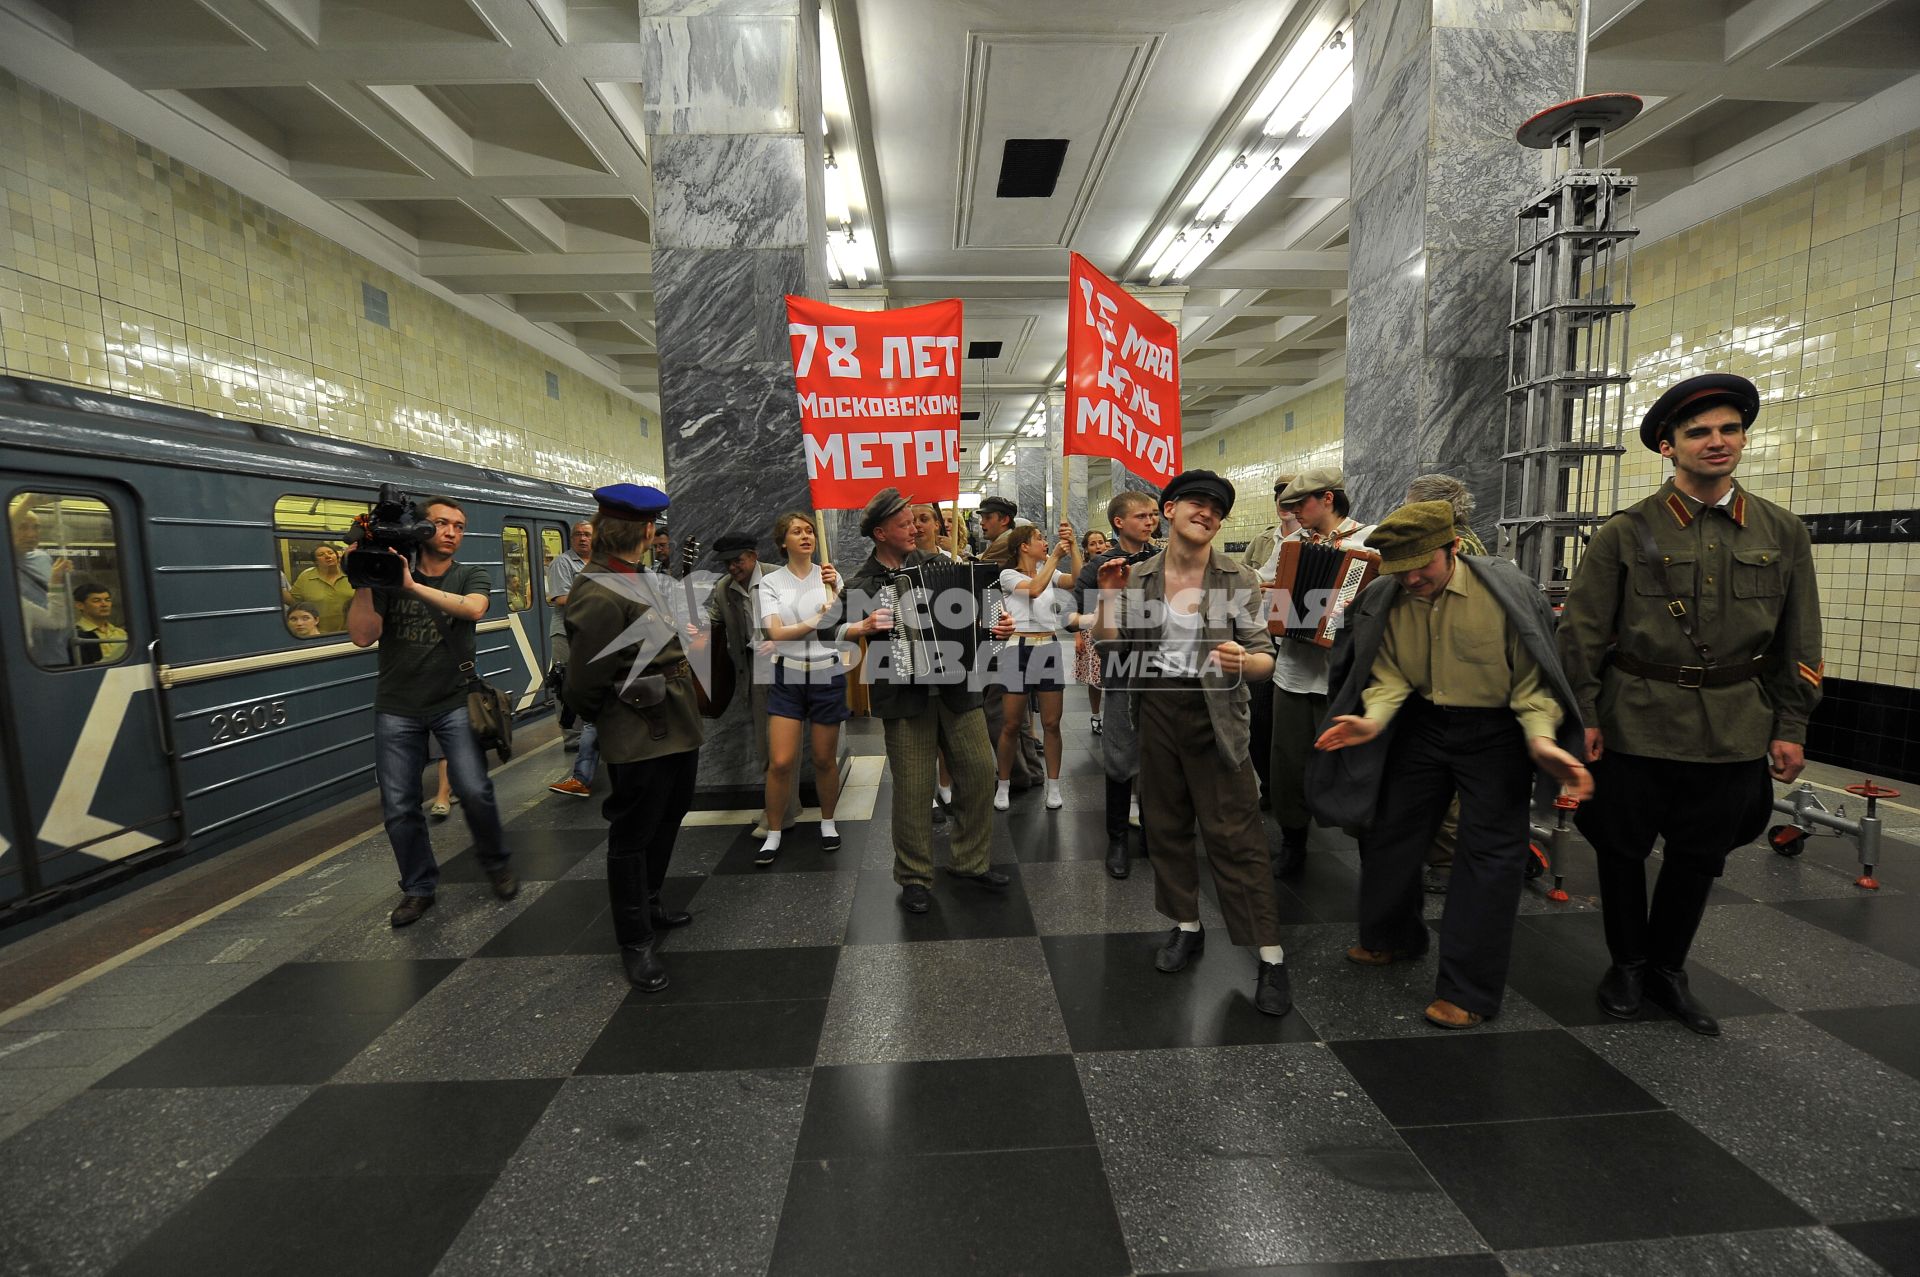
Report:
1105,834,1129,880
1272,826,1308,879
621,939,669,993
1594,852,1651,966
1596,961,1646,1018
650,891,692,929
1646,860,1719,1035
608,856,665,989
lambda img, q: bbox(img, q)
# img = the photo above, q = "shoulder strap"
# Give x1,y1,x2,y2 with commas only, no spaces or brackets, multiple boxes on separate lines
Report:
1623,507,1713,665
423,570,484,689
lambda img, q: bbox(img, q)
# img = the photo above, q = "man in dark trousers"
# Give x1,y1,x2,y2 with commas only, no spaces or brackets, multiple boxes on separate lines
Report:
1559,373,1822,1036
563,483,701,992
1312,501,1591,1029
1072,488,1160,879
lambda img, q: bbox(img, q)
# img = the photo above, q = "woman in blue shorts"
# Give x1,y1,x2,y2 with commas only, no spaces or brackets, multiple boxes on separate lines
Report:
754,511,851,864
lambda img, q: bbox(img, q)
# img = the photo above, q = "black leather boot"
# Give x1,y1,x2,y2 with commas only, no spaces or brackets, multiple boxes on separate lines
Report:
1272,827,1308,879
1645,966,1719,1036
650,891,692,929
1596,961,1647,1018
1594,852,1651,966
1105,834,1129,879
621,939,669,993
1646,860,1719,1035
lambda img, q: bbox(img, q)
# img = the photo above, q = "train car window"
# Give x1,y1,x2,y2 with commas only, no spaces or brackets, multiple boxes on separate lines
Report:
273,494,366,638
503,525,533,612
540,527,563,580
8,490,128,669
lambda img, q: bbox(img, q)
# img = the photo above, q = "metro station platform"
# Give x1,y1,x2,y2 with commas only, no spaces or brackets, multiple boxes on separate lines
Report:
1,692,1918,1276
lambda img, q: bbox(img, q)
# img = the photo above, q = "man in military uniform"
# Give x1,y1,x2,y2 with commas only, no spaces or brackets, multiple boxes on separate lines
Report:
701,531,800,834
1559,373,1822,1036
564,483,702,992
1239,474,1293,810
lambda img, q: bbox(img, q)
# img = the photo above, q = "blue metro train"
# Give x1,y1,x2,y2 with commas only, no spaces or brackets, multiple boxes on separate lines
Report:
0,375,592,925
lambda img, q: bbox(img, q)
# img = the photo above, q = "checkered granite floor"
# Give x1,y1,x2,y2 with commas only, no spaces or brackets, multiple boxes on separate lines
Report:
2,691,1918,1276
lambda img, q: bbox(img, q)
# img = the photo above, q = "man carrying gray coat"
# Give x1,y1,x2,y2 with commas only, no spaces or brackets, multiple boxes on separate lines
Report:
1310,501,1592,1029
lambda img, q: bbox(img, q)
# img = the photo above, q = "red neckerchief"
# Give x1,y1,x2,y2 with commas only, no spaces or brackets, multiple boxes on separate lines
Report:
602,556,640,576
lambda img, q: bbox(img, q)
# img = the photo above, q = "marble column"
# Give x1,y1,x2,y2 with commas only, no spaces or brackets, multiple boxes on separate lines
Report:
1046,390,1088,538
644,0,830,797
1345,0,1577,546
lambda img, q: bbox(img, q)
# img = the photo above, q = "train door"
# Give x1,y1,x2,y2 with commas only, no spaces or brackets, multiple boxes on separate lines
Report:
0,479,183,902
497,521,545,713
536,522,568,706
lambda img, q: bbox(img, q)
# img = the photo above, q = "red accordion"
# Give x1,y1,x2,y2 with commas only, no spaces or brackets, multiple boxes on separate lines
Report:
1265,539,1380,648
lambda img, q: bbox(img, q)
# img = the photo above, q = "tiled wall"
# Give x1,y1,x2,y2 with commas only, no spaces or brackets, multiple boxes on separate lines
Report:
0,72,663,490
1615,130,1920,693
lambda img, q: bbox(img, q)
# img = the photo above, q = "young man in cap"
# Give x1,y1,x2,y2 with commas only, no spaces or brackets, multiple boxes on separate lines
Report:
824,487,1016,913
974,495,1017,555
1073,489,1161,878
1261,467,1374,877
1093,470,1292,1016
1559,373,1822,1036
1312,501,1591,1029
698,531,800,836
348,494,517,927
563,483,702,991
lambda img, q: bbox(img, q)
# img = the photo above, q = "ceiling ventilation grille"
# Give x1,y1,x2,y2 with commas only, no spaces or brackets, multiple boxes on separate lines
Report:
966,341,1003,359
995,139,1069,198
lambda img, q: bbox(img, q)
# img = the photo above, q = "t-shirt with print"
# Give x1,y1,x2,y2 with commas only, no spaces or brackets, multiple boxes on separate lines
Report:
374,562,492,718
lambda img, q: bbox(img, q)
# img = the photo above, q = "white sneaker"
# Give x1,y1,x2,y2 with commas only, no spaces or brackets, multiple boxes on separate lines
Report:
1045,788,1064,811
993,790,1011,811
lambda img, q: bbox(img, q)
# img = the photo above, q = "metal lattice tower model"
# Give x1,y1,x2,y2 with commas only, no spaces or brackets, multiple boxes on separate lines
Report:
1499,92,1643,602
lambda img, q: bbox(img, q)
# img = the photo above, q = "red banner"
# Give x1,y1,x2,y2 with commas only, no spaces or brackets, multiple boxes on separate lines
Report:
1064,252,1180,487
786,296,963,510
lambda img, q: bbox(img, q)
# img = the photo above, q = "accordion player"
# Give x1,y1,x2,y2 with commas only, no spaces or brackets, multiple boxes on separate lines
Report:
878,560,1007,681
1265,539,1380,648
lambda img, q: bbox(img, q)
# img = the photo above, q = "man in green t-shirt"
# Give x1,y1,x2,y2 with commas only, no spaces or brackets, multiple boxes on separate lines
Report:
348,495,517,926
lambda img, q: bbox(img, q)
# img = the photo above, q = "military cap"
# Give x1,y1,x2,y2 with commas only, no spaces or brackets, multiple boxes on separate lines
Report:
593,483,669,520
1369,501,1462,574
1160,469,1236,517
1276,467,1344,505
1640,373,1759,452
710,531,757,560
978,495,1017,519
860,486,911,537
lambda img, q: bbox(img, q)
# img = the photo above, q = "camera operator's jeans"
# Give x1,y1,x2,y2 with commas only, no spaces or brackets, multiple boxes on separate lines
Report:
570,721,600,787
376,709,509,898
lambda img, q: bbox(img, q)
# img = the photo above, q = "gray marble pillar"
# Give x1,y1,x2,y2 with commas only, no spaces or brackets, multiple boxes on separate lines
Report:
1014,444,1048,532
1346,0,1577,546
1046,390,1088,539
644,0,829,796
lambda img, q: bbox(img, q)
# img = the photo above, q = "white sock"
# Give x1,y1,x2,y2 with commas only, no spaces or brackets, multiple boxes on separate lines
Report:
820,819,838,837
1045,779,1062,800
1258,944,1285,964
761,830,783,851
996,780,1011,801
937,784,953,804
1177,920,1202,933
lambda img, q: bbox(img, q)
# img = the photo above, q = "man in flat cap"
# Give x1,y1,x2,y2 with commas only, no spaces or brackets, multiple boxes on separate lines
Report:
1092,470,1293,1016
698,531,799,836
1312,501,1591,1029
821,487,1016,913
1259,467,1375,877
974,495,1017,557
1559,373,1822,1036
562,483,702,992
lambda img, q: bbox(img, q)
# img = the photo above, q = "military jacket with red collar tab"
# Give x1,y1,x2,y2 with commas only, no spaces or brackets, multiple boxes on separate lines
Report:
1557,478,1823,763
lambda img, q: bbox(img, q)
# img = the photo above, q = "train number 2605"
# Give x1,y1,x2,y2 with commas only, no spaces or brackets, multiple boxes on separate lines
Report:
211,699,290,743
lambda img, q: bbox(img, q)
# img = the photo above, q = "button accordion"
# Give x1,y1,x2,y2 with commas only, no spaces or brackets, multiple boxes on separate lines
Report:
879,560,1006,679
1265,539,1380,648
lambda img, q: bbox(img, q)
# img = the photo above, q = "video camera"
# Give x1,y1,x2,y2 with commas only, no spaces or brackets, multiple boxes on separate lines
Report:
344,483,439,590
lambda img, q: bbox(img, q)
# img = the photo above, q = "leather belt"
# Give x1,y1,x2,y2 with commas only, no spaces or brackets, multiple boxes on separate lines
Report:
1610,651,1766,689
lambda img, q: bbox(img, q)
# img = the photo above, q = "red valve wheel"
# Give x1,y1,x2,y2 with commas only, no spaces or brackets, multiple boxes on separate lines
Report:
1846,782,1900,800
1553,795,1580,810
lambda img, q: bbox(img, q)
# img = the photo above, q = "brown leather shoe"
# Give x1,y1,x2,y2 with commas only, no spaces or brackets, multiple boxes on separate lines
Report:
389,895,434,928
1424,998,1484,1030
1346,943,1421,966
487,866,521,901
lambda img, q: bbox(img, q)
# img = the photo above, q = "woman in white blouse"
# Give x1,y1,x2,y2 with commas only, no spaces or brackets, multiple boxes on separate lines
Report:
994,521,1082,810
753,512,849,864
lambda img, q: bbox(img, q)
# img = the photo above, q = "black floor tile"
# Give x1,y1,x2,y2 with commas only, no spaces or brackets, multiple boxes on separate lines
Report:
220,1079,561,1178
1801,1004,1920,1082
990,808,1118,863
768,1145,1130,1277
1148,1258,1503,1277
108,1172,494,1277
438,827,603,882
1330,1029,1663,1128
714,825,847,874
208,960,460,1018
841,866,1040,944
96,1012,398,1088
615,945,840,1006
1776,894,1920,968
1508,911,1780,1027
574,998,830,1073
1042,932,1318,1052
1401,1111,1813,1250
794,1054,1092,1158
561,876,705,956
1831,1216,1920,1276
1275,853,1362,924
474,879,611,957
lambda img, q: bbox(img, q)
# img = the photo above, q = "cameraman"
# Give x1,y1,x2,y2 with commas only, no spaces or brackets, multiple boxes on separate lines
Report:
348,495,517,926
